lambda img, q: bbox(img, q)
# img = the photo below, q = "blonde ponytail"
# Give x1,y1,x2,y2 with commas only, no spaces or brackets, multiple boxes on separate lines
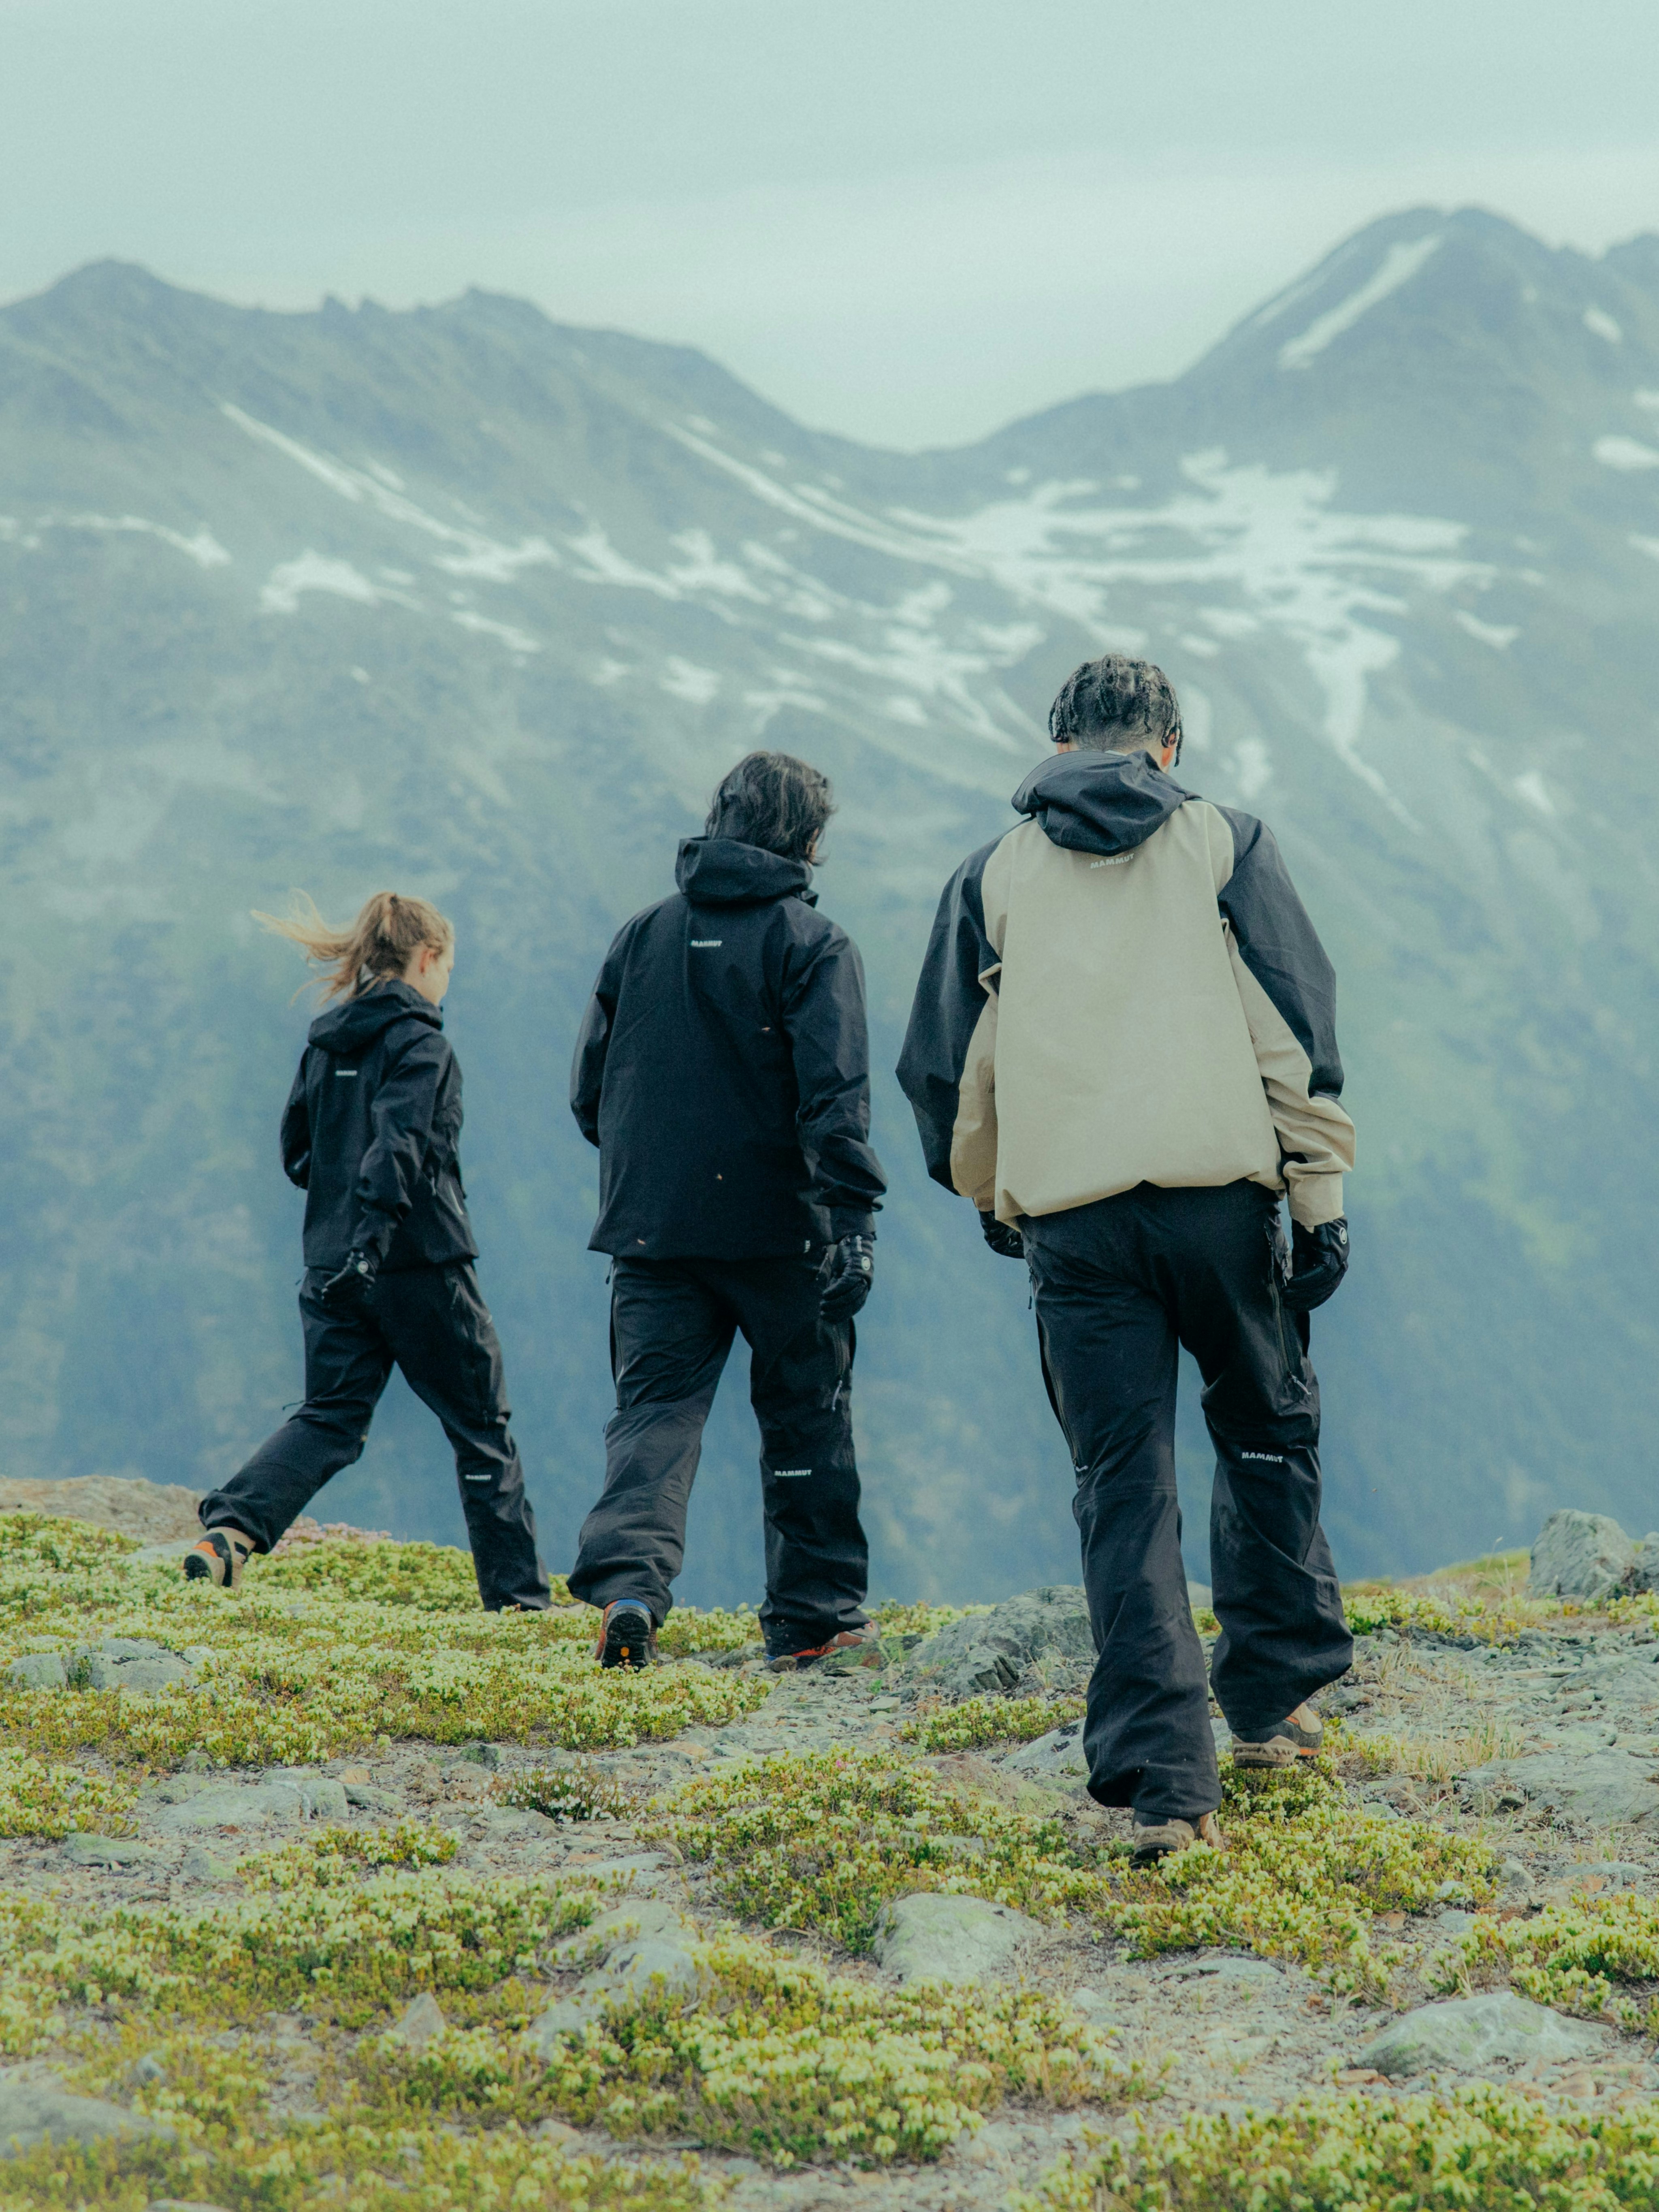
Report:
253,890,453,1003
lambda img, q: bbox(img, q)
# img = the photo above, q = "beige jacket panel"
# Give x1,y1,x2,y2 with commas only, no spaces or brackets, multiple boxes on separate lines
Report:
975,806,1286,1224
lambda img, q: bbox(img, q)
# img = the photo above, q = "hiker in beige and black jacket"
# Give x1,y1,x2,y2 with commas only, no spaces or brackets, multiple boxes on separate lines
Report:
898,655,1356,1866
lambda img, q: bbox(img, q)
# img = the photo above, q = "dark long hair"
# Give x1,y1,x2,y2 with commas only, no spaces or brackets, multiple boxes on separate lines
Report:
704,751,835,862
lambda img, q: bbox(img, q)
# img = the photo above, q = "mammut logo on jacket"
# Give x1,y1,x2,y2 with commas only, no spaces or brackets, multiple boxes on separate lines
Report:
1088,854,1133,868
1241,1450,1285,1463
774,1467,812,1479
690,939,723,948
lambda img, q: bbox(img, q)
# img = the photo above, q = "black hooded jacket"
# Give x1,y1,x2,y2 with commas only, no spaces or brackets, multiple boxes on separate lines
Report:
279,979,478,1273
571,837,887,1260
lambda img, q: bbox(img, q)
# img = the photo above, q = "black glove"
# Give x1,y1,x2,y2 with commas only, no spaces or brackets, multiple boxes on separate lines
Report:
320,1247,381,1316
1280,1218,1349,1312
820,1235,874,1322
981,1211,1024,1259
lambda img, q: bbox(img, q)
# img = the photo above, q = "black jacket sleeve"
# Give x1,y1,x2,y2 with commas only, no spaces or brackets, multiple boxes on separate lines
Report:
1213,808,1343,1096
279,1055,312,1190
353,1030,447,1256
781,925,887,1239
895,840,1000,1191
569,938,625,1150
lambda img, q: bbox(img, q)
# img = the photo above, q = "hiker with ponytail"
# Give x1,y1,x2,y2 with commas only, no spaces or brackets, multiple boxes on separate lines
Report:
187,892,550,1609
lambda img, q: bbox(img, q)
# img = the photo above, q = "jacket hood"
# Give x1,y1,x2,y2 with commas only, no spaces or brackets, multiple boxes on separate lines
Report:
1011,749,1189,857
676,837,816,907
307,977,442,1056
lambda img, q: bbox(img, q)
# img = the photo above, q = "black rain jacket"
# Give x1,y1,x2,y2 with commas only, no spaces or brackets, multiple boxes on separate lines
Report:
280,978,478,1273
571,837,887,1260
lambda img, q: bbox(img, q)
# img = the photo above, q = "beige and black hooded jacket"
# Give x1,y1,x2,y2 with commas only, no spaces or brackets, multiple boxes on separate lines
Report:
897,750,1354,1231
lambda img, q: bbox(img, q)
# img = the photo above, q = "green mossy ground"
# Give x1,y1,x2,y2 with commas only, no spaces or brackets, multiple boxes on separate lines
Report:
0,1517,1653,2209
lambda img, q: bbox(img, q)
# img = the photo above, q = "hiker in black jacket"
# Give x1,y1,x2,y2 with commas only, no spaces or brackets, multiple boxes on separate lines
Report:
568,751,887,1670
188,892,549,1610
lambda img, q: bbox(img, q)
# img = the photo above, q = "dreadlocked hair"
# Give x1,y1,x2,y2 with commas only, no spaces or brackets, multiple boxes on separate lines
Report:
1048,654,1182,755
704,750,835,863
252,891,453,1003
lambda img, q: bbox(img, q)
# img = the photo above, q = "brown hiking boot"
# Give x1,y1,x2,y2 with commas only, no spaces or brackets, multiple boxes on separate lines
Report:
766,1625,874,1673
1131,1812,1225,1868
595,1601,659,1669
1231,1702,1324,1771
183,1527,253,1591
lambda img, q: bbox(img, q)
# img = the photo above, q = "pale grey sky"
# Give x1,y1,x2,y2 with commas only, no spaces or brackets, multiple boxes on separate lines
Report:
3,0,1657,446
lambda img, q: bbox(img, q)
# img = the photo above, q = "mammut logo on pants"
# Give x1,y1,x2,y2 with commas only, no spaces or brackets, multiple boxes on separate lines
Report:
774,1467,812,1479
1241,1450,1285,1463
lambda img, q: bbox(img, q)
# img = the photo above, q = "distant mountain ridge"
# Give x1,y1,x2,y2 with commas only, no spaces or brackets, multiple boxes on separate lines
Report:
2,205,1656,1602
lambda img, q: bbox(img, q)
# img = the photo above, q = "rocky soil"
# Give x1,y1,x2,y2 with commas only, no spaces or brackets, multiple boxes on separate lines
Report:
5,1502,1659,2208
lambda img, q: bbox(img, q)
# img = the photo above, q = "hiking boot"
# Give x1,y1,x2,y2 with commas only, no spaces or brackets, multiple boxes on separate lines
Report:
764,1623,874,1673
1231,1702,1324,1771
595,1601,658,1670
1131,1812,1225,1868
183,1527,253,1591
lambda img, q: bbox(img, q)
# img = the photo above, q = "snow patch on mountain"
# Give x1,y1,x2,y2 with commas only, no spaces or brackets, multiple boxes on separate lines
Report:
1278,235,1441,370
260,554,409,615
1456,611,1520,649
224,403,563,584
659,657,720,704
451,610,540,653
1595,435,1659,471
1233,738,1272,800
1,512,229,567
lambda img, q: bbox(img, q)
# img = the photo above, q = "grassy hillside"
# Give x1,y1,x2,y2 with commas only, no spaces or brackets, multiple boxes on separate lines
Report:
0,1514,1655,2206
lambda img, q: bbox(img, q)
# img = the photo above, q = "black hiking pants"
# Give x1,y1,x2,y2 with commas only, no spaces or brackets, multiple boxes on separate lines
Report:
200,1261,550,1611
566,1252,868,1639
1021,1182,1351,1823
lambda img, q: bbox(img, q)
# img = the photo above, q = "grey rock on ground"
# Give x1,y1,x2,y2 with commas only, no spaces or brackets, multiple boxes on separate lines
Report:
178,1846,240,1884
151,1772,348,1832
898,1588,1094,1697
1571,1860,1649,1892
0,2071,169,2154
384,1993,447,2052
1005,1721,1088,1779
343,1781,402,1815
1358,1994,1610,2077
872,1894,1038,1986
1528,1512,1635,1603
1461,1752,1659,1826
1495,1858,1535,1901
62,1833,161,1869
0,1475,203,1544
1631,1536,1659,1594
7,1653,66,1690
528,1901,702,2051
470,1807,558,1838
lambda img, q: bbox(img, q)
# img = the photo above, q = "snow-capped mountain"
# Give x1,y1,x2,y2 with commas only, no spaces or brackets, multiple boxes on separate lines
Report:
2,207,1656,1598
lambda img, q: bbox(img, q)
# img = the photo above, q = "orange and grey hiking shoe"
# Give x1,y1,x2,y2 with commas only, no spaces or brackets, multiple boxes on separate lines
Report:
1231,1702,1324,1771
183,1527,253,1590
595,1601,658,1669
1131,1812,1225,1868
765,1623,874,1673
